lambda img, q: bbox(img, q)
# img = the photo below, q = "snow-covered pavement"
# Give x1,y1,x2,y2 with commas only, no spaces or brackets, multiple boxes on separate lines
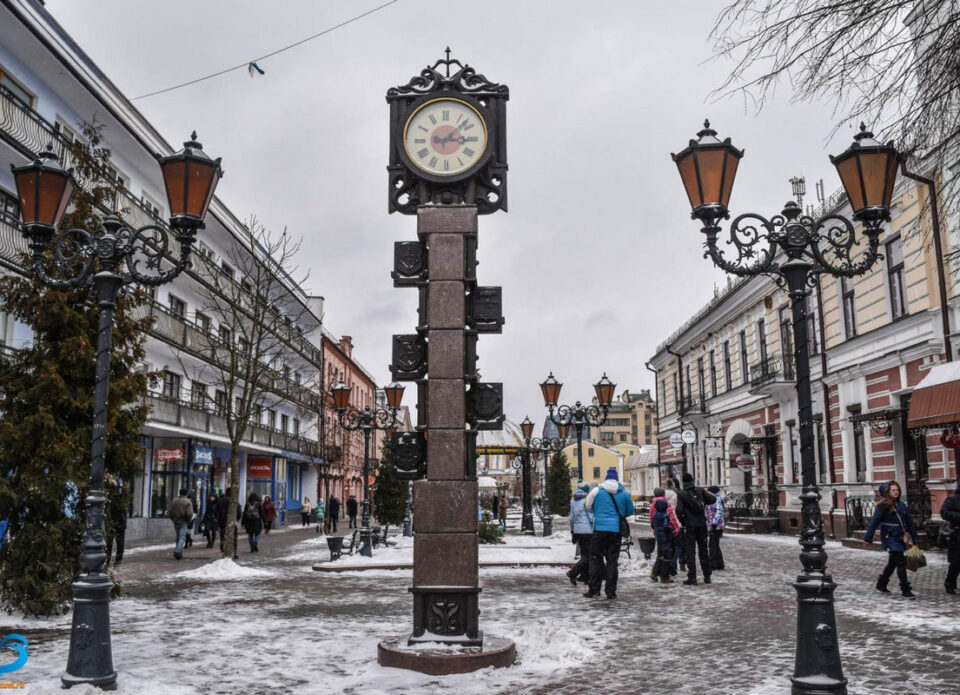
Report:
4,523,959,694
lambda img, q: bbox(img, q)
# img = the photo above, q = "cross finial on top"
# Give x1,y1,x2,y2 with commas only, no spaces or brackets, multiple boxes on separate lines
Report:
444,46,452,76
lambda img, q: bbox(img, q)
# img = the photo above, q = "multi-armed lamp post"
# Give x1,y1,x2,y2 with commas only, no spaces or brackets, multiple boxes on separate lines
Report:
331,381,405,557
540,372,616,482
11,134,222,690
672,120,901,695
517,415,567,536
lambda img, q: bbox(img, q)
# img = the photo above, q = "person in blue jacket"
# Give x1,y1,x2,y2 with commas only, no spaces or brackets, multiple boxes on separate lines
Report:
865,481,919,598
583,468,635,600
566,483,594,585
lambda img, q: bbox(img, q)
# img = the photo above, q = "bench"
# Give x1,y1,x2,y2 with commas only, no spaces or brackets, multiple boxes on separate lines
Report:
340,529,359,558
371,525,395,549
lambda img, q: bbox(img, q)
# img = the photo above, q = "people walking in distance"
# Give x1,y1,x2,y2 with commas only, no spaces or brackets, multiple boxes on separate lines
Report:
328,495,341,533
676,472,717,585
865,481,919,598
706,485,726,571
261,495,277,533
301,497,313,527
242,492,265,553
202,493,219,548
649,487,681,582
583,468,635,600
107,502,127,567
665,478,684,573
492,494,500,521
168,488,195,560
347,495,359,529
566,483,594,586
940,481,960,595
651,498,679,584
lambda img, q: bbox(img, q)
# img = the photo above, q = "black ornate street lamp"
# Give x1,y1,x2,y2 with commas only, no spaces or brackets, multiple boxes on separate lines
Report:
332,381,404,557
672,120,899,695
540,372,616,482
11,134,222,690
517,415,567,536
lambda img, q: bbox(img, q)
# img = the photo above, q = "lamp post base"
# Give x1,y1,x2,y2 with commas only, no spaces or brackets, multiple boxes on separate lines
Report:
542,515,552,537
791,571,847,695
62,572,116,690
520,514,535,535
360,527,373,557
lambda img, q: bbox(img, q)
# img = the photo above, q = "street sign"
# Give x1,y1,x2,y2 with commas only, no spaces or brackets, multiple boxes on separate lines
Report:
735,454,756,471
705,437,723,459
669,432,683,448
681,429,696,445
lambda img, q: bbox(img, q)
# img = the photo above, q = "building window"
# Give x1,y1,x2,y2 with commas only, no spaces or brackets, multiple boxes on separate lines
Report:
293,418,300,436
842,276,857,339
709,350,717,397
281,414,289,433
168,294,186,318
196,312,211,333
722,341,732,392
849,405,867,482
214,390,227,414
697,357,705,400
54,117,81,145
779,306,793,371
252,403,262,425
601,432,614,443
161,371,181,401
267,409,277,429
672,373,678,413
0,188,20,224
886,236,906,319
0,69,34,106
757,318,768,363
806,293,819,356
588,447,595,457
219,325,232,346
593,466,601,479
103,163,129,211
739,330,748,385
220,261,235,280
190,381,207,408
619,434,627,442
141,191,162,219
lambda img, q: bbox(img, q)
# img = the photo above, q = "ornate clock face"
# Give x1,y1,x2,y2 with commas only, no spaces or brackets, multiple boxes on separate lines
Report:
403,98,487,177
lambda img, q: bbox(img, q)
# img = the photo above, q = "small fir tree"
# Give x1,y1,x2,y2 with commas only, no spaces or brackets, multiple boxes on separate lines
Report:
0,123,153,616
548,451,572,516
372,440,406,527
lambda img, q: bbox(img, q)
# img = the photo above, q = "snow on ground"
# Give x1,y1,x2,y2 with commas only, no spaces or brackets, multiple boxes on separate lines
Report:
174,558,273,581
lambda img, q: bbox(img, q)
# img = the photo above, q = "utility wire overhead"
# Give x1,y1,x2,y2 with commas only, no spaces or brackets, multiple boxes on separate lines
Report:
131,0,399,100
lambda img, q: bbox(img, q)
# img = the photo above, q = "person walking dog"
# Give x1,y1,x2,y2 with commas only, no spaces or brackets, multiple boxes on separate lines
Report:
583,468,635,600
865,481,919,598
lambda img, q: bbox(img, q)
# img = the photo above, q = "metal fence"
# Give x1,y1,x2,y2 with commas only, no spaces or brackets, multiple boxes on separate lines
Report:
723,491,771,522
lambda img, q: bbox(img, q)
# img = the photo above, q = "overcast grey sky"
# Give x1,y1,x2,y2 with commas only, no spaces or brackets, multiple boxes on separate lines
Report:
44,0,851,425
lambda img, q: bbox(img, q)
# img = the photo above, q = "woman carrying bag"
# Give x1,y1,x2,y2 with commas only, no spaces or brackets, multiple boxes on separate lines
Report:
864,481,919,598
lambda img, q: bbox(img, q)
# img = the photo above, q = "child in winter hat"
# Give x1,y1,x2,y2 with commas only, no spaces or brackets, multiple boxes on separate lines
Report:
605,468,618,481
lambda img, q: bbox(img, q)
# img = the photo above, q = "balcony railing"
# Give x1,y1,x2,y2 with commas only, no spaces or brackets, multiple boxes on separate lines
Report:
678,393,709,417
0,85,324,368
749,355,795,388
144,393,338,461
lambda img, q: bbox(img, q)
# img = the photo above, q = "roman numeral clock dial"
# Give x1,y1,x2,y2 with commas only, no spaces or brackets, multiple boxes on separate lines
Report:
403,98,488,178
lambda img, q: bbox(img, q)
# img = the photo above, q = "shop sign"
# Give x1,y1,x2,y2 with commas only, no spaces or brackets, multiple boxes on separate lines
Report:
247,457,273,479
155,447,184,462
193,446,213,465
669,433,684,448
681,429,696,445
705,437,724,459
734,454,756,471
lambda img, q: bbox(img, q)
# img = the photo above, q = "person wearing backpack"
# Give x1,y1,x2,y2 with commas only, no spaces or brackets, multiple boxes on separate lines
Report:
675,472,716,585
940,481,960,595
705,485,726,571
583,468,635,599
651,498,678,584
242,492,265,553
566,483,594,585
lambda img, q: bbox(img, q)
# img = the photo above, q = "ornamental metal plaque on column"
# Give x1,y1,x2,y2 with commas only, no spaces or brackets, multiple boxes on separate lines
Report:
378,50,515,674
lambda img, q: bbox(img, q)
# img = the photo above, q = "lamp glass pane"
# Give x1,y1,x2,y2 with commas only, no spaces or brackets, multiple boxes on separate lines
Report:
187,160,216,218
557,422,571,439
332,385,351,410
201,167,221,219
13,170,37,223
37,172,69,227
695,149,727,206
858,151,894,209
540,381,561,406
53,178,75,228
385,384,404,409
720,153,739,209
162,160,186,216
521,420,534,439
675,153,701,209
883,156,898,208
834,157,865,212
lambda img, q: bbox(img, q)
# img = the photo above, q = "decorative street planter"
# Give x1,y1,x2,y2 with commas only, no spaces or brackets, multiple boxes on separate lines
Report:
327,536,345,561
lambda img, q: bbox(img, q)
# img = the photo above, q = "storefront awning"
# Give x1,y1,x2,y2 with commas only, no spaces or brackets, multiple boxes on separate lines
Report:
907,362,960,430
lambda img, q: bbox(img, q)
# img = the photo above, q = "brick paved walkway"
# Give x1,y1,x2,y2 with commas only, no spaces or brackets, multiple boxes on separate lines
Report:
12,520,960,695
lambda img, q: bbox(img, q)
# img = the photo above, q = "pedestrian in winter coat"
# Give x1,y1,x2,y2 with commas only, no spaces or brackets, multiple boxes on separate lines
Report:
262,496,278,533
940,482,960,595
314,498,325,532
168,489,195,560
301,497,312,527
347,496,359,528
865,481,919,598
583,468,635,599
649,487,681,581
664,478,684,572
328,496,341,533
651,499,678,584
107,504,127,566
242,492,265,553
492,495,500,519
706,485,726,571
675,473,717,585
202,494,219,548
566,484,594,585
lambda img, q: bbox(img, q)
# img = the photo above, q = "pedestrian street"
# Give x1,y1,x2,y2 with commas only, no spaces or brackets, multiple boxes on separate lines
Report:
5,519,957,695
